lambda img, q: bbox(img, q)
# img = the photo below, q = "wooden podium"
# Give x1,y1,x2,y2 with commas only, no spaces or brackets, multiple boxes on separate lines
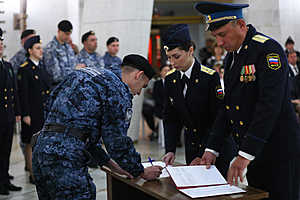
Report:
104,167,269,200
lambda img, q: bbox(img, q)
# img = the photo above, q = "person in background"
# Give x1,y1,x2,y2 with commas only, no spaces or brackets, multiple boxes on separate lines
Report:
17,35,51,184
103,36,122,77
285,36,300,67
77,30,104,69
207,44,226,72
199,37,215,65
0,28,22,195
43,20,84,88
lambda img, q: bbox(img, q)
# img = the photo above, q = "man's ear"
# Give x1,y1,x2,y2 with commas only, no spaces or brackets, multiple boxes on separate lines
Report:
136,70,145,80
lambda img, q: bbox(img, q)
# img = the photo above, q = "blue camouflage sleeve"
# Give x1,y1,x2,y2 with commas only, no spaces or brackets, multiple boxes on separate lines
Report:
100,84,144,177
43,47,61,82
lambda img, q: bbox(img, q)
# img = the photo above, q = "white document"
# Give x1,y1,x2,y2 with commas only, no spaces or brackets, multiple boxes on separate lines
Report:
166,165,227,188
166,165,246,198
179,185,246,198
142,161,169,178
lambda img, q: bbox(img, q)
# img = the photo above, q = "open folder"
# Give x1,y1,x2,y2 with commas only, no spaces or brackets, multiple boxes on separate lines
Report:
166,165,246,198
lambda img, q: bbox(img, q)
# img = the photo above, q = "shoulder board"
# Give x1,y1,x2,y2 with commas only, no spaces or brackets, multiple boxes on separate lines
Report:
252,34,270,43
166,68,176,76
200,65,215,75
20,61,28,68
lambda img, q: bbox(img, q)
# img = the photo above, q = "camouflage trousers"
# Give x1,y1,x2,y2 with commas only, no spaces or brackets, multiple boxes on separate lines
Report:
32,151,96,200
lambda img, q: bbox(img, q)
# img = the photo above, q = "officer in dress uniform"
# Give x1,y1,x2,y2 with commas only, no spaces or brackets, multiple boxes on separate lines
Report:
32,54,162,199
43,20,84,87
0,28,22,195
76,30,105,69
17,35,51,184
196,2,300,200
161,24,234,177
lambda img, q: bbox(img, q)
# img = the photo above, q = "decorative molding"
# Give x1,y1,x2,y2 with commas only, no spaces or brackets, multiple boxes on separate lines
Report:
152,15,205,25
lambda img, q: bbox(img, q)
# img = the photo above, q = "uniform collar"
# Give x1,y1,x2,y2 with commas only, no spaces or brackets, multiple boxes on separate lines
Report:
180,58,195,79
235,24,257,55
30,58,39,66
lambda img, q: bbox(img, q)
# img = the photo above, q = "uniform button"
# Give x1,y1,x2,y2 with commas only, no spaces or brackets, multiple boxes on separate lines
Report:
199,144,202,148
193,129,197,133
4,104,7,108
236,133,239,137
240,121,244,126
41,91,45,95
185,127,188,131
236,106,240,110
4,96,7,100
4,88,7,92
230,120,234,124
226,105,230,110
12,95,14,99
10,88,13,92
46,90,50,94
32,66,36,70
192,142,195,145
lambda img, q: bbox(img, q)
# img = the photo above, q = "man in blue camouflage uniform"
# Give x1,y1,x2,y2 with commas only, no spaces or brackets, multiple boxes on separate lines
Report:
10,29,36,75
103,36,122,77
76,31,104,69
32,54,162,200
9,29,36,173
43,20,84,87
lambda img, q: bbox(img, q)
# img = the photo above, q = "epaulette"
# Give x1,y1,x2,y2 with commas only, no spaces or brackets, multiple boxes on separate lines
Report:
200,65,215,75
252,34,269,43
166,68,176,76
20,61,28,68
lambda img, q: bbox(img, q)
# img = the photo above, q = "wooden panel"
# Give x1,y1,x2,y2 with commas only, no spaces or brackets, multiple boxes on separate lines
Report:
104,166,269,200
152,16,205,25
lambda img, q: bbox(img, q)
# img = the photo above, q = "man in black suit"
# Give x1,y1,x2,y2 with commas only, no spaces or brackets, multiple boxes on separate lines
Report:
0,28,22,195
161,24,234,177
196,2,300,199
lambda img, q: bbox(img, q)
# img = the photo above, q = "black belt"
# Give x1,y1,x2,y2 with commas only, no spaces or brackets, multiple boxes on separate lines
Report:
43,123,89,142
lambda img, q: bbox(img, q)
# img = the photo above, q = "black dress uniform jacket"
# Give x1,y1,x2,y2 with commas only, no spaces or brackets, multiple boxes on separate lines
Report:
153,79,165,119
0,59,20,186
0,60,20,122
17,59,51,141
207,25,300,200
163,58,234,173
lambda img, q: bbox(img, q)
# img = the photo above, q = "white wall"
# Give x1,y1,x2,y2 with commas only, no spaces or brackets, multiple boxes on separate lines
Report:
3,0,80,60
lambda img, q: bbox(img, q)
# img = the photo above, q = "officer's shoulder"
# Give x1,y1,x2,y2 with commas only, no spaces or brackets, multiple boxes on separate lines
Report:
166,68,177,77
200,65,216,75
20,61,29,68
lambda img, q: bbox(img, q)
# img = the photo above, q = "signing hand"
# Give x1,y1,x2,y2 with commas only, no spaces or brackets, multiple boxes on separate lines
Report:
227,156,250,186
162,152,175,166
75,64,86,70
141,166,163,181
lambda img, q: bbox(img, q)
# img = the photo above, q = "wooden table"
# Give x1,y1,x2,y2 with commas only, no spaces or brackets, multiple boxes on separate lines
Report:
104,168,269,200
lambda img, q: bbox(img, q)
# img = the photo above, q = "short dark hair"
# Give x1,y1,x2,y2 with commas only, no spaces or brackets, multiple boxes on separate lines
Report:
58,20,73,32
21,29,36,40
106,37,119,46
287,50,297,57
285,36,295,46
81,31,95,44
167,41,193,52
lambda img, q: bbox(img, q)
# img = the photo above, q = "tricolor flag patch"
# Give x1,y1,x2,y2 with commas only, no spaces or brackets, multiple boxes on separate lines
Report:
266,53,281,70
216,86,224,99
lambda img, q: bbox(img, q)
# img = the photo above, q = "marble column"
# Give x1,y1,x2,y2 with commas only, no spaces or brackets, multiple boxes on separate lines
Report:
81,0,154,141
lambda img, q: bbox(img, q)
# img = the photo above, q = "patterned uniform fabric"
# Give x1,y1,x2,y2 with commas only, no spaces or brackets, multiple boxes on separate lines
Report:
76,48,104,69
32,67,144,200
43,36,77,84
9,48,27,76
103,52,122,78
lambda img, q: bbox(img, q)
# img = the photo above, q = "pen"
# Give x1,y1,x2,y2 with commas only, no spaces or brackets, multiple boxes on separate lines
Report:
148,156,154,166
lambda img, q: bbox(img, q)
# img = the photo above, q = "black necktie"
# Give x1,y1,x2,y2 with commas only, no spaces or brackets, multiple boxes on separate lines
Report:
181,74,189,87
230,51,238,70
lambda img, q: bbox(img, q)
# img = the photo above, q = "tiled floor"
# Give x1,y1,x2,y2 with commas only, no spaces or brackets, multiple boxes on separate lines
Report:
1,122,185,200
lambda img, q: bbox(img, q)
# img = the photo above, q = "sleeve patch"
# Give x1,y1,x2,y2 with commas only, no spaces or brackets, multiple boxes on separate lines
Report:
201,65,216,75
216,85,224,99
266,53,281,70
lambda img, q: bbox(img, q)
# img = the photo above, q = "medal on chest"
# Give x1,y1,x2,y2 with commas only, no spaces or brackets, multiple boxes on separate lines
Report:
240,64,256,82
